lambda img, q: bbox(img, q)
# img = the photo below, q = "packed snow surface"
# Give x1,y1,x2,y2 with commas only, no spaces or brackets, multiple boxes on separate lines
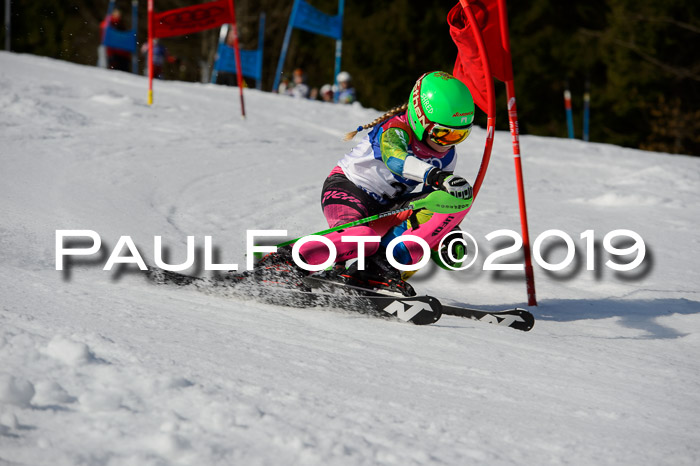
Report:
1,52,699,465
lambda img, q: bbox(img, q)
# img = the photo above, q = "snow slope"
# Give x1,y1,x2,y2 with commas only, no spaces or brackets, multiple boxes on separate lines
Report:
1,52,699,465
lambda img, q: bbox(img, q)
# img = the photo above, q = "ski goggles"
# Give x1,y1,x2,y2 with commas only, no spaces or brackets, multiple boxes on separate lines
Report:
428,124,472,146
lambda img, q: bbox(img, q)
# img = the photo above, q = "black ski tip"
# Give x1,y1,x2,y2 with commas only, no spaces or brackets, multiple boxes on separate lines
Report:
441,304,535,331
511,308,535,331
481,307,535,331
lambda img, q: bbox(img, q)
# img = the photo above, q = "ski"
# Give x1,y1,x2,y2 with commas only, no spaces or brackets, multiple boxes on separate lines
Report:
304,275,534,331
302,275,441,325
338,293,441,325
144,267,533,330
144,266,442,325
441,304,535,331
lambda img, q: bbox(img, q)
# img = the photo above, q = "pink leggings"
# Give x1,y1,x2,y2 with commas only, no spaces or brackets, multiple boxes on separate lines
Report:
299,211,470,266
299,173,470,266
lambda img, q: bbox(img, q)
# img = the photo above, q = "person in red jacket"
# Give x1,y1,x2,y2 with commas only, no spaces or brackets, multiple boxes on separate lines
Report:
100,9,131,72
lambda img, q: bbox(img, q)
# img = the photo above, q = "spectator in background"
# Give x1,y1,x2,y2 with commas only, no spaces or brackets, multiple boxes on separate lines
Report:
320,84,334,102
336,71,356,104
101,8,131,72
215,28,251,87
277,76,291,94
140,39,176,79
288,68,310,99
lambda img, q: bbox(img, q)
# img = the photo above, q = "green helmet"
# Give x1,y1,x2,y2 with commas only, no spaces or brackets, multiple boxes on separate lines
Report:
407,71,475,142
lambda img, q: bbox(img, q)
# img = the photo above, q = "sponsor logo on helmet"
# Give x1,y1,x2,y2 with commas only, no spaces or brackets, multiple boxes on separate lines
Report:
452,111,473,117
433,71,453,81
412,84,428,128
421,92,434,114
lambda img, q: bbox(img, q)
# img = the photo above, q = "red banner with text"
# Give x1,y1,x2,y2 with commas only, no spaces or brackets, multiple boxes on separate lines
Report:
153,0,232,39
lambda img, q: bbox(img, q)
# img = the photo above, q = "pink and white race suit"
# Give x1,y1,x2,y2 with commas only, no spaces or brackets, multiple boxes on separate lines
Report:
299,111,471,266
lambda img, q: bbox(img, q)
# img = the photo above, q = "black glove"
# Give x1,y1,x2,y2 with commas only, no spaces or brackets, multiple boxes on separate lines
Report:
426,169,473,200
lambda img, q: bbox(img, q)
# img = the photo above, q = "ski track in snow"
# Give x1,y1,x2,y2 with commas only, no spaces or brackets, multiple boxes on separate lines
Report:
1,52,700,465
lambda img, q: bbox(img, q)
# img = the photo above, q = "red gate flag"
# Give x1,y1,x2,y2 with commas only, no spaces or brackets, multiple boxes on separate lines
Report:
154,0,232,39
148,0,246,117
449,0,538,306
448,1,513,112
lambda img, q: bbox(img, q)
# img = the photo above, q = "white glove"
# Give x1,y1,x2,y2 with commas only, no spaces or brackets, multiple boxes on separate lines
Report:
426,169,473,200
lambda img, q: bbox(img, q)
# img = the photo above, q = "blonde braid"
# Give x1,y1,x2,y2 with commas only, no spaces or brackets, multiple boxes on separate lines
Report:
343,103,409,141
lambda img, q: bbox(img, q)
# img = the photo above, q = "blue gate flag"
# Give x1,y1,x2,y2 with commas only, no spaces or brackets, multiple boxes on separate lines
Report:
273,0,345,93
212,14,265,89
214,47,262,80
293,0,343,39
103,28,137,53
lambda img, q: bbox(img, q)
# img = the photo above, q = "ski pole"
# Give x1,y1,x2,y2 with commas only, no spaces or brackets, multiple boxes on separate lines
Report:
275,190,472,249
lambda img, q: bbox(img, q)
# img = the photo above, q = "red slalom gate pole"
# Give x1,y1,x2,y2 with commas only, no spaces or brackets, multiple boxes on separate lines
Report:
505,81,537,306
226,0,246,118
498,0,537,306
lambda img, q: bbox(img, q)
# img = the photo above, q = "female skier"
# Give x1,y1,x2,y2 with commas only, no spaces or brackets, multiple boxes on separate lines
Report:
261,71,476,295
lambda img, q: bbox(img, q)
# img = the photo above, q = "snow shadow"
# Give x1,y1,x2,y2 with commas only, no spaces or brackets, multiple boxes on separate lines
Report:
534,298,700,339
